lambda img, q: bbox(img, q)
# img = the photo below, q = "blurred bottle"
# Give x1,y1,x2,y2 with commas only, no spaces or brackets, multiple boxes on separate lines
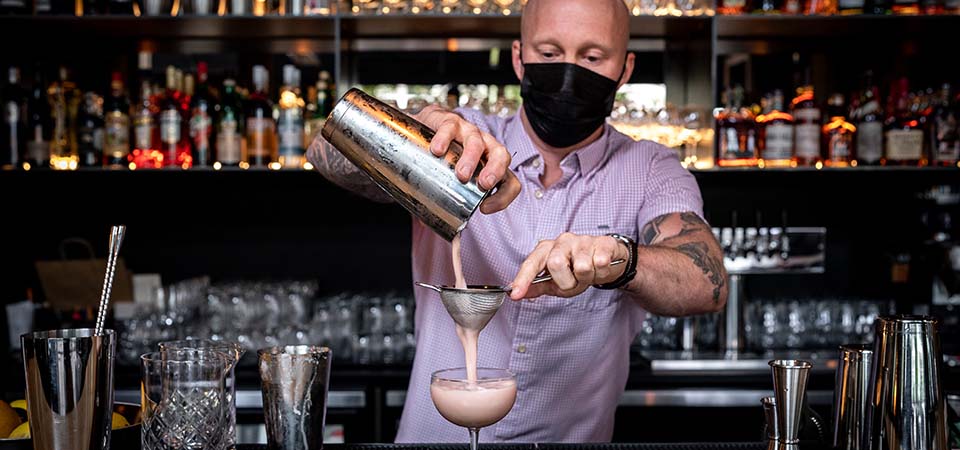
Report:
883,78,927,166
823,93,855,167
76,92,104,167
189,62,215,168
0,0,30,15
718,0,748,13
216,78,245,167
854,71,883,165
2,67,26,169
277,64,305,169
864,0,890,13
757,90,795,168
716,86,759,167
791,85,822,166
804,0,837,13
929,84,959,167
245,65,277,168
890,0,919,13
159,66,191,168
25,70,51,169
103,72,130,168
837,0,864,13
303,70,332,152
48,68,77,170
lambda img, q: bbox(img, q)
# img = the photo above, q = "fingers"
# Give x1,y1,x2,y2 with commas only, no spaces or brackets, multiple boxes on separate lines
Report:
430,118,458,157
546,235,577,291
479,171,521,214
510,240,553,300
478,133,510,191
455,126,485,183
593,236,621,283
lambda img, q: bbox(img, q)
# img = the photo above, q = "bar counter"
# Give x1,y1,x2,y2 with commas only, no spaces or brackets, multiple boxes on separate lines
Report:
234,444,769,450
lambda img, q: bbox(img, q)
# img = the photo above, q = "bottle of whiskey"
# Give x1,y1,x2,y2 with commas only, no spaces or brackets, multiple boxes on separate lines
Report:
216,78,244,167
883,78,926,166
855,73,884,165
189,62,215,168
277,64,305,169
245,65,277,168
929,84,959,167
757,90,795,167
2,67,26,169
791,85,822,166
717,86,758,167
102,72,130,168
823,93,856,167
76,92,104,168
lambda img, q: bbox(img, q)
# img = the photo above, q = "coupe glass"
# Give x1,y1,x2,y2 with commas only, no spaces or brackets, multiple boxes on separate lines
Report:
430,368,517,450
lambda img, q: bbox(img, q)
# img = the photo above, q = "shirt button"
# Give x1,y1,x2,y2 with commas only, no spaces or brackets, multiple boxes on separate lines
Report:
534,189,543,199
517,344,527,353
532,158,541,168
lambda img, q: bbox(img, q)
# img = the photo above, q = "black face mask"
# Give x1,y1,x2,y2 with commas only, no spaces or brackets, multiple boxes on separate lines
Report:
520,62,622,149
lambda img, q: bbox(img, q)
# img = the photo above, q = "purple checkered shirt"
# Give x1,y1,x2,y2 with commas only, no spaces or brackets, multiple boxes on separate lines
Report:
393,109,704,443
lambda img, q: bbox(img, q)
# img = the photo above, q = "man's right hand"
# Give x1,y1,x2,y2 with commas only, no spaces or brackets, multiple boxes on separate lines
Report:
414,105,521,214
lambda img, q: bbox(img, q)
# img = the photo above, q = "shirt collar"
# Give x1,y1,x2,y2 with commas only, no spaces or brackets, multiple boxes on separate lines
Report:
505,115,610,175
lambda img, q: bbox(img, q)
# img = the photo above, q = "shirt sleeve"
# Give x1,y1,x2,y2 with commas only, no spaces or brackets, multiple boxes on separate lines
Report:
636,143,705,233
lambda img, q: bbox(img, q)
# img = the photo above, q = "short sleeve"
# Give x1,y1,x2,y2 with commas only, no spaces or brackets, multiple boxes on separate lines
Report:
636,144,705,232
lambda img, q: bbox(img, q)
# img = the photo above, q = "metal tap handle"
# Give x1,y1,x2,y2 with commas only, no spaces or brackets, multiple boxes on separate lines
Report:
95,225,126,336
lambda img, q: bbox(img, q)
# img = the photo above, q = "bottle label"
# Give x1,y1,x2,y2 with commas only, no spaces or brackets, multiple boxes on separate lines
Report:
721,126,740,155
795,124,820,159
763,122,794,160
246,117,274,156
933,113,959,163
133,112,154,150
105,113,130,157
189,111,212,153
160,110,180,145
278,110,304,164
828,134,852,161
856,121,883,163
218,118,242,164
885,129,923,161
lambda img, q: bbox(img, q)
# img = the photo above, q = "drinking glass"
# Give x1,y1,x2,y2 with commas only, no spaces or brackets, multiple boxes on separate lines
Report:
411,0,433,12
492,0,516,13
382,0,407,12
159,340,245,450
258,346,332,450
439,0,459,13
141,349,233,450
430,368,517,450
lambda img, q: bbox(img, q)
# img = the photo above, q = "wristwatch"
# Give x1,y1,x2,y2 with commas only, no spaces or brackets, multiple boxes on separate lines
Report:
594,234,638,290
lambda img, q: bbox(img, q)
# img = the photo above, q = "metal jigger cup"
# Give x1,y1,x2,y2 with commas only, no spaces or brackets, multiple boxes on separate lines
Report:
769,359,812,445
21,328,116,450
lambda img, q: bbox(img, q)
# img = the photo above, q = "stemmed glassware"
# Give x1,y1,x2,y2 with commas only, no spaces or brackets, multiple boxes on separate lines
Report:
430,368,517,450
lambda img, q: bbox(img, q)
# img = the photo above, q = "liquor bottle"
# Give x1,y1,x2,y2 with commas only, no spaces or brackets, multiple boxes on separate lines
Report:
277,64,305,169
132,79,162,169
76,92,104,167
102,72,129,168
946,0,960,13
216,78,244,167
864,0,891,13
2,67,26,169
56,67,81,157
855,73,883,166
757,90,795,167
304,73,331,151
883,78,926,166
891,0,919,13
804,0,837,14
25,70,50,169
159,66,186,168
838,0,864,13
716,86,758,167
753,0,780,13
245,65,277,168
189,62,215,168
718,0,748,14
929,84,959,167
48,70,77,170
823,93,856,167
791,85,822,166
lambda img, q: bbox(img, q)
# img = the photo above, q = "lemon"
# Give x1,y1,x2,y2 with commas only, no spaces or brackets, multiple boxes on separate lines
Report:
0,401,22,438
8,400,25,411
111,412,130,430
7,422,29,439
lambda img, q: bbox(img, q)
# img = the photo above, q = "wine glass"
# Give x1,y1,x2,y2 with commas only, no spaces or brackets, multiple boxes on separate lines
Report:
430,368,517,450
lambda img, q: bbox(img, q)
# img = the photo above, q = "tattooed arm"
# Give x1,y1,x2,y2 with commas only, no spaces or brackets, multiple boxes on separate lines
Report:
624,212,728,316
306,135,395,203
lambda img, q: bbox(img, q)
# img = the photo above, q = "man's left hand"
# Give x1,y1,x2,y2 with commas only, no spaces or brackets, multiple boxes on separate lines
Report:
510,233,631,300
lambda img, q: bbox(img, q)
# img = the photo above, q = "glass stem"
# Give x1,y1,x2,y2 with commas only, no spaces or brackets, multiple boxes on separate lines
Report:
469,427,480,450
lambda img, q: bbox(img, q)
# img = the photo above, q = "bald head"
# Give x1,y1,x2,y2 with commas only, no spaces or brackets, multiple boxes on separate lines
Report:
521,0,630,56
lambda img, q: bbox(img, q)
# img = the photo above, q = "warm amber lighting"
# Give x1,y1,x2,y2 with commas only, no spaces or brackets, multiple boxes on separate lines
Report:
268,162,282,171
239,161,250,170
51,155,78,171
213,161,223,171
757,159,766,169
352,5,359,12
303,161,315,171
815,161,824,170
22,162,31,171
446,38,459,52
181,163,190,170
850,160,859,168
128,162,137,170
381,5,389,12
502,8,511,14
790,160,798,168
442,5,451,12
411,6,420,12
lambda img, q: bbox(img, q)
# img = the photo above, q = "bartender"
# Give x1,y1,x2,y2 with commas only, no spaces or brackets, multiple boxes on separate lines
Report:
308,0,728,442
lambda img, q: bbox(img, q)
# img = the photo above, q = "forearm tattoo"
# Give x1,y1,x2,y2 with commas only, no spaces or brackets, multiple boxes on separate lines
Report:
306,136,394,203
641,212,726,303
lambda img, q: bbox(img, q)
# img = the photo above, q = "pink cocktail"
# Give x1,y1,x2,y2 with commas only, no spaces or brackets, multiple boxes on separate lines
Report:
430,368,517,450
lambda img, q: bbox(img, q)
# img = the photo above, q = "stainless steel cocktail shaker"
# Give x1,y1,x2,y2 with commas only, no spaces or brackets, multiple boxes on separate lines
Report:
321,88,490,241
833,344,873,450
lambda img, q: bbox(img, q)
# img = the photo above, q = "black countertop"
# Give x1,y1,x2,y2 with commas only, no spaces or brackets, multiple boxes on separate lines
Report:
236,444,769,450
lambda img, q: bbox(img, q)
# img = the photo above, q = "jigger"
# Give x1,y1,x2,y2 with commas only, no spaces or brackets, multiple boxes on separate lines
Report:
769,359,812,445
